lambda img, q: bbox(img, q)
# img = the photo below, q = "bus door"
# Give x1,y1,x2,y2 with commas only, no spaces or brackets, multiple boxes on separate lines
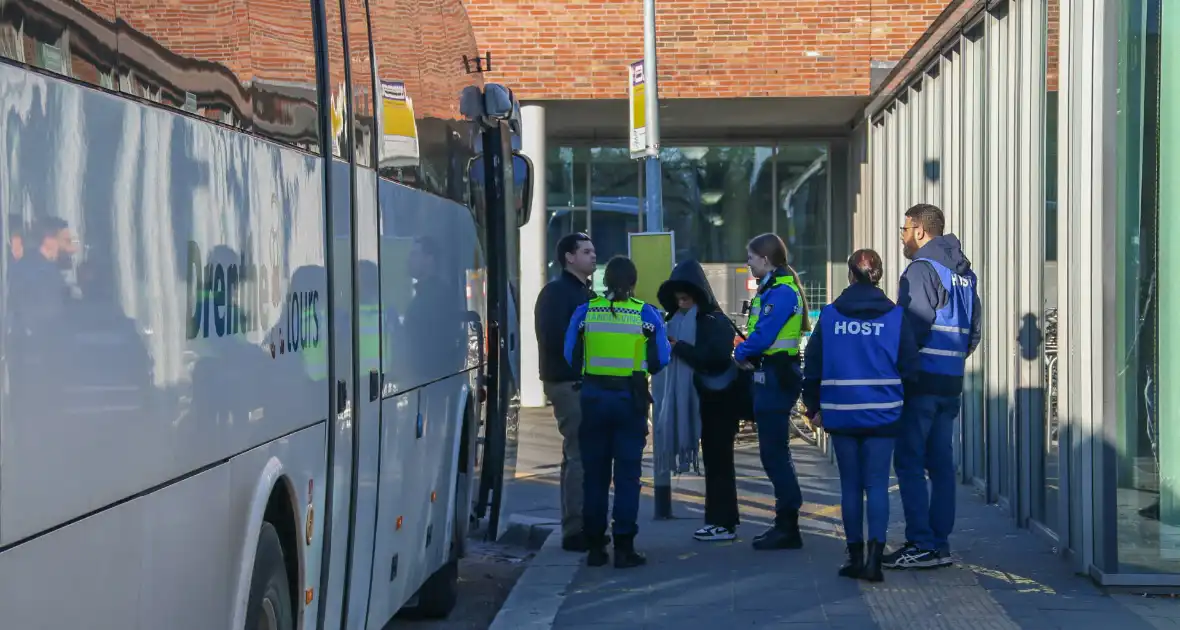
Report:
468,86,533,541
336,0,386,628
313,1,378,628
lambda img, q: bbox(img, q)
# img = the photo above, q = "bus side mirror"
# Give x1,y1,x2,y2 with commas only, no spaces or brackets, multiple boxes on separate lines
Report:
467,152,534,228
512,151,534,227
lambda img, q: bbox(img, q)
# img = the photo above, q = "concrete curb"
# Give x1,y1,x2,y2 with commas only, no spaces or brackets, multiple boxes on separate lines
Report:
496,514,561,550
488,517,581,630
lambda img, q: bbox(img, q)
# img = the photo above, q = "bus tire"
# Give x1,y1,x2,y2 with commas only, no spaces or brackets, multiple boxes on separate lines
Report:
245,522,295,630
414,557,459,619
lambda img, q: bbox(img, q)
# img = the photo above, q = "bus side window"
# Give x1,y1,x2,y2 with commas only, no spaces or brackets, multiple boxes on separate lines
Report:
416,0,481,200
0,1,119,91
343,0,376,168
322,0,350,161
116,0,251,129
248,0,320,153
369,0,423,187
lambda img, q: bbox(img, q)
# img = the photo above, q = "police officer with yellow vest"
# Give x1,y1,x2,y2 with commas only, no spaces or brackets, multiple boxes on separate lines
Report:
564,256,671,568
800,249,920,582
734,233,810,551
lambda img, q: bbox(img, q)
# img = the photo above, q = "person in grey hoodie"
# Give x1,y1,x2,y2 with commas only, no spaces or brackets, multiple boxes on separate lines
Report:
883,204,983,571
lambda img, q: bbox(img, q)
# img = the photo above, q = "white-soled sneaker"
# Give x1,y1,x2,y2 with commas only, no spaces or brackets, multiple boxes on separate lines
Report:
693,525,737,541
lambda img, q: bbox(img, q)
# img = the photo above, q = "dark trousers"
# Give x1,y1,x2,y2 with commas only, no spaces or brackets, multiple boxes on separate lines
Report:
579,382,647,538
752,363,805,523
894,394,960,553
700,389,740,529
831,434,895,544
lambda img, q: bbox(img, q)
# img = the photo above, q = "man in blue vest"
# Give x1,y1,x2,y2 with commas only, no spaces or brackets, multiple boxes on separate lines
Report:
884,204,982,570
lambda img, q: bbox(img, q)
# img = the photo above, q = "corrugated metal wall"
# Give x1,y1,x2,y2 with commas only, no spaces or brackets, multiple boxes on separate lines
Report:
847,0,1129,580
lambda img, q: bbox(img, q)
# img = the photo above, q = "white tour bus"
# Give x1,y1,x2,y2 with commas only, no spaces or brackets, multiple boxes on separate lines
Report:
0,1,530,629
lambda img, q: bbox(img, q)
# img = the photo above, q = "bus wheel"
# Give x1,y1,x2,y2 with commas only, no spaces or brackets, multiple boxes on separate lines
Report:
245,522,295,630
414,556,459,618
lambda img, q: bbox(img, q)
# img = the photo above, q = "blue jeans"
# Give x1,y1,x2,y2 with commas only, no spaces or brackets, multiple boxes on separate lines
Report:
752,362,804,522
579,382,648,537
894,394,960,553
831,435,894,544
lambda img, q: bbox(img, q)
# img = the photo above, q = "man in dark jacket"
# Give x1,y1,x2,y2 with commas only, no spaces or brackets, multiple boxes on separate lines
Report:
884,203,983,570
657,260,741,540
534,232,597,551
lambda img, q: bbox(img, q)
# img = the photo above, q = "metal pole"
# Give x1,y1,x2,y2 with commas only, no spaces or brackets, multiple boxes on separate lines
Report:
644,0,671,521
643,0,663,233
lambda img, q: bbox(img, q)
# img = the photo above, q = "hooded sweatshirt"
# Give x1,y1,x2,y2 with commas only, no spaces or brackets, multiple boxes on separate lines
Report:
801,282,922,437
656,260,736,379
898,234,984,397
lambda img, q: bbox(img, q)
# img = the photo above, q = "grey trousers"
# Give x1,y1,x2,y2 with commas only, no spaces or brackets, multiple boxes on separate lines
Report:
544,381,584,539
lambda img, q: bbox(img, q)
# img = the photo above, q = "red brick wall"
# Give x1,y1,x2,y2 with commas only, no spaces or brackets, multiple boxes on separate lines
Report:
463,0,950,100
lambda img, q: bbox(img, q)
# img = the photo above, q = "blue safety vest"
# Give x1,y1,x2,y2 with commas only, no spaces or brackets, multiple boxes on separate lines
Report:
818,305,905,431
913,257,976,376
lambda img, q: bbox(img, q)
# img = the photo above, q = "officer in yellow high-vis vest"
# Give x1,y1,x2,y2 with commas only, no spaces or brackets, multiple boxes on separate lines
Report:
564,256,671,569
734,233,812,551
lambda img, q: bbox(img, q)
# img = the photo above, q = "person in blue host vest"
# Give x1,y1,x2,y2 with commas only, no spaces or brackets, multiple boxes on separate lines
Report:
564,255,671,568
801,249,920,582
883,203,983,570
734,233,812,551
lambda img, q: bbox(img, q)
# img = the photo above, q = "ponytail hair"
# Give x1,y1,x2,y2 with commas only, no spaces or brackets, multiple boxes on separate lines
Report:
602,256,638,316
847,248,884,286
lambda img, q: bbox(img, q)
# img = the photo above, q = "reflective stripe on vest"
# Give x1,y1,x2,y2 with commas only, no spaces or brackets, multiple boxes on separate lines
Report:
912,257,976,376
583,297,648,377
745,275,803,356
818,305,905,430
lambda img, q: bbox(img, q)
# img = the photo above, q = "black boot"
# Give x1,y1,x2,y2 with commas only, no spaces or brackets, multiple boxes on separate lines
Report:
838,542,864,579
861,540,884,582
752,511,803,551
613,534,647,569
561,532,588,552
585,533,610,567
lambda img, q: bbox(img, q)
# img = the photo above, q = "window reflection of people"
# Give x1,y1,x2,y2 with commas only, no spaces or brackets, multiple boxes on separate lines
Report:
67,258,152,418
7,214,24,264
404,235,464,379
10,216,77,337
8,216,79,421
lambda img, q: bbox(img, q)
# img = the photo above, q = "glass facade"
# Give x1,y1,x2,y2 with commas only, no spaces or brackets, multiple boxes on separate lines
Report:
1116,0,1177,575
545,143,831,307
854,0,1177,583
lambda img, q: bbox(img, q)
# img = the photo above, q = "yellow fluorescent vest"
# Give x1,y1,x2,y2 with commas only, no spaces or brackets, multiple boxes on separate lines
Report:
745,275,802,356
582,297,648,377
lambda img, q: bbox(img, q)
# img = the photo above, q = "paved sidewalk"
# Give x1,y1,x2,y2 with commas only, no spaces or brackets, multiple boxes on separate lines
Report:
534,438,1180,630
